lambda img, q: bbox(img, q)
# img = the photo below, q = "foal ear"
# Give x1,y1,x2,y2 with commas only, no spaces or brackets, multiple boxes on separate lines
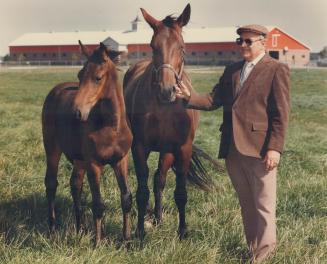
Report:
78,40,90,58
99,42,112,61
140,8,159,30
177,3,191,27
100,42,109,55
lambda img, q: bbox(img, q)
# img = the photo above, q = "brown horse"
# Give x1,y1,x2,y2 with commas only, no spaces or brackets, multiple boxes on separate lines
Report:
42,41,133,244
123,4,211,240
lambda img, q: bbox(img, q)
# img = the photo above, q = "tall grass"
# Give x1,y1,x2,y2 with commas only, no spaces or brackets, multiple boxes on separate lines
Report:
0,66,326,263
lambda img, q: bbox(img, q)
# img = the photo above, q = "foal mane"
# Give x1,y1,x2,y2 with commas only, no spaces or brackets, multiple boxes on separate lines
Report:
77,43,122,82
89,47,121,65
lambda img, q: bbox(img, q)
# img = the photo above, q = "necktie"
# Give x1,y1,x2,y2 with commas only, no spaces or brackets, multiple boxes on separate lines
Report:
240,62,254,87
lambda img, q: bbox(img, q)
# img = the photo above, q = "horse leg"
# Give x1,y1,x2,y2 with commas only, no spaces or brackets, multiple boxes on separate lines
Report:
174,145,192,240
70,160,86,233
86,161,104,246
132,142,150,240
153,152,174,225
112,154,132,241
44,145,62,233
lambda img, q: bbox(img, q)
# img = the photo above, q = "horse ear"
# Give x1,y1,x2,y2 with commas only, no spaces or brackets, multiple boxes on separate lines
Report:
99,42,112,61
79,40,90,58
140,8,159,30
177,3,191,27
100,42,108,55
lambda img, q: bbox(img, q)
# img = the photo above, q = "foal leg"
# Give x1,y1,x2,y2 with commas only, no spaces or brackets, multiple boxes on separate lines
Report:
112,154,132,241
132,143,150,240
153,152,174,225
44,146,62,233
174,145,192,240
86,161,104,246
70,160,86,233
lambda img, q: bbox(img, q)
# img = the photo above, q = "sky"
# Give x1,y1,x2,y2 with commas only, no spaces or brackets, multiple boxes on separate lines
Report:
1,0,327,56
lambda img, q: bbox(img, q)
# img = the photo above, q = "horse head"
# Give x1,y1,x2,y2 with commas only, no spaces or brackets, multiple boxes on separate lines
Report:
141,4,190,103
74,40,122,121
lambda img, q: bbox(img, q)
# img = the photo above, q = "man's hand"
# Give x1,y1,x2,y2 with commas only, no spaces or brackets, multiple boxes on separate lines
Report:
263,150,281,171
175,81,191,100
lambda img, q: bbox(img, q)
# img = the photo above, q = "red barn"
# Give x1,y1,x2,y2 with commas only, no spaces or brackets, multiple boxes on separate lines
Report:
9,17,310,66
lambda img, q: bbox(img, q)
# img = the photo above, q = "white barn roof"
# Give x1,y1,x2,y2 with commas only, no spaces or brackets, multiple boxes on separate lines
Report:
9,27,247,47
9,31,120,46
11,26,295,48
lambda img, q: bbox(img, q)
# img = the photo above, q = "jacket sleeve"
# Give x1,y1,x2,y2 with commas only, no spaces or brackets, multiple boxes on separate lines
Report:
267,63,291,153
186,72,225,111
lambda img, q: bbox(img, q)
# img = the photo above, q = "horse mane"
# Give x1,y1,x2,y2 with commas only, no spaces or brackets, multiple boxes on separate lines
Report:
89,48,107,64
162,15,178,28
88,45,121,66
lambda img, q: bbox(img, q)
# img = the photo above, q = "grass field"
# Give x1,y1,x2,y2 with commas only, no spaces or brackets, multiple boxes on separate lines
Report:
0,66,326,263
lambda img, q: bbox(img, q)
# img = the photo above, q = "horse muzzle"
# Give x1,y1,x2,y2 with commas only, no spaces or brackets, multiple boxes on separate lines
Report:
158,84,177,103
74,107,90,122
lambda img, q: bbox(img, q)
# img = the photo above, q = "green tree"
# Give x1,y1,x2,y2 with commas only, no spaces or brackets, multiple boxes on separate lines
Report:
3,54,11,61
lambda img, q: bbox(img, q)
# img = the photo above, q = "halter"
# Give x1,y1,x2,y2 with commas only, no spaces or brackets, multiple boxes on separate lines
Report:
152,49,185,87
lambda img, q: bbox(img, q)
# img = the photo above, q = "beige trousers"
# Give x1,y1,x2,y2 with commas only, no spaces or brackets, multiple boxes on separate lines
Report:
225,142,277,262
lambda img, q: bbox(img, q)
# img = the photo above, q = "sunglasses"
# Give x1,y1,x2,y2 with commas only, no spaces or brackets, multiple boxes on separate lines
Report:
236,37,263,46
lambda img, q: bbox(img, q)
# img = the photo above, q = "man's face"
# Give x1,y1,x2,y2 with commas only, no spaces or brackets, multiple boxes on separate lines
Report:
238,32,266,61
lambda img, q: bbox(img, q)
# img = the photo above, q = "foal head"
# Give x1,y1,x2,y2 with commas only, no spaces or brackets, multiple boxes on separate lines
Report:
141,4,190,103
74,41,122,121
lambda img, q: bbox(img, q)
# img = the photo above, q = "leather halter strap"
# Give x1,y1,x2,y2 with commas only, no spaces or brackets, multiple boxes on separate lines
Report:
153,61,184,85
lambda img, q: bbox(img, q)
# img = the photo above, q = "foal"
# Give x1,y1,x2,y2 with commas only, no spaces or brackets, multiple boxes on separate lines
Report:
42,41,132,244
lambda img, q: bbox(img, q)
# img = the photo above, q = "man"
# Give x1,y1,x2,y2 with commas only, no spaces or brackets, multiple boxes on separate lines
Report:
176,25,290,262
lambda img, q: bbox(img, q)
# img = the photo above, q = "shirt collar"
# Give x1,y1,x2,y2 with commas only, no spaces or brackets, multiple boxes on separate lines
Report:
245,52,266,67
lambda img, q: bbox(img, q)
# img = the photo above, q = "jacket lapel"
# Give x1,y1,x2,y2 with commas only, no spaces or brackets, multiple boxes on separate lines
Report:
234,54,271,102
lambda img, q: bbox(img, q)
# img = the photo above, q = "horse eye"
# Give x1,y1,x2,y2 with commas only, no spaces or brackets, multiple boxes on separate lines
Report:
95,76,102,83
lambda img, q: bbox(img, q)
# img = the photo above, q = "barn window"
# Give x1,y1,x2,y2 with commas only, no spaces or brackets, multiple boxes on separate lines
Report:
43,53,47,57
272,34,280,47
52,53,56,57
62,53,67,57
142,52,147,56
192,52,196,56
231,51,236,55
204,52,208,56
33,53,37,58
13,54,16,57
217,51,223,56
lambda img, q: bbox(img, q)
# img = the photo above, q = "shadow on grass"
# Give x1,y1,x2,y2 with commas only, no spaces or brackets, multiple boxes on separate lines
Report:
0,193,129,248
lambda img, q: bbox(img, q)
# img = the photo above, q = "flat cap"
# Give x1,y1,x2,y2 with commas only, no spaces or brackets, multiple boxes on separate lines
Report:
236,24,269,36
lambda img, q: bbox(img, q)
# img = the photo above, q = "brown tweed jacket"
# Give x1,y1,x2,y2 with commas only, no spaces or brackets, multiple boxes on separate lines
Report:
188,54,291,159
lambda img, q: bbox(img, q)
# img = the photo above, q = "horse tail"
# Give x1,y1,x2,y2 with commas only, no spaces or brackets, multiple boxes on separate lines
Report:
172,145,224,191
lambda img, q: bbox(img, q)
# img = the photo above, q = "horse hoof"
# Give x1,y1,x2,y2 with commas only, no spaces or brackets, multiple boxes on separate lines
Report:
48,224,56,235
93,238,101,248
178,228,188,240
77,226,88,236
153,218,162,227
135,228,146,240
123,232,131,242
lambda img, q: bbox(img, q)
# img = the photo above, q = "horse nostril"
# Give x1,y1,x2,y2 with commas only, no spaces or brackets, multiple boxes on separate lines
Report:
75,109,82,120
